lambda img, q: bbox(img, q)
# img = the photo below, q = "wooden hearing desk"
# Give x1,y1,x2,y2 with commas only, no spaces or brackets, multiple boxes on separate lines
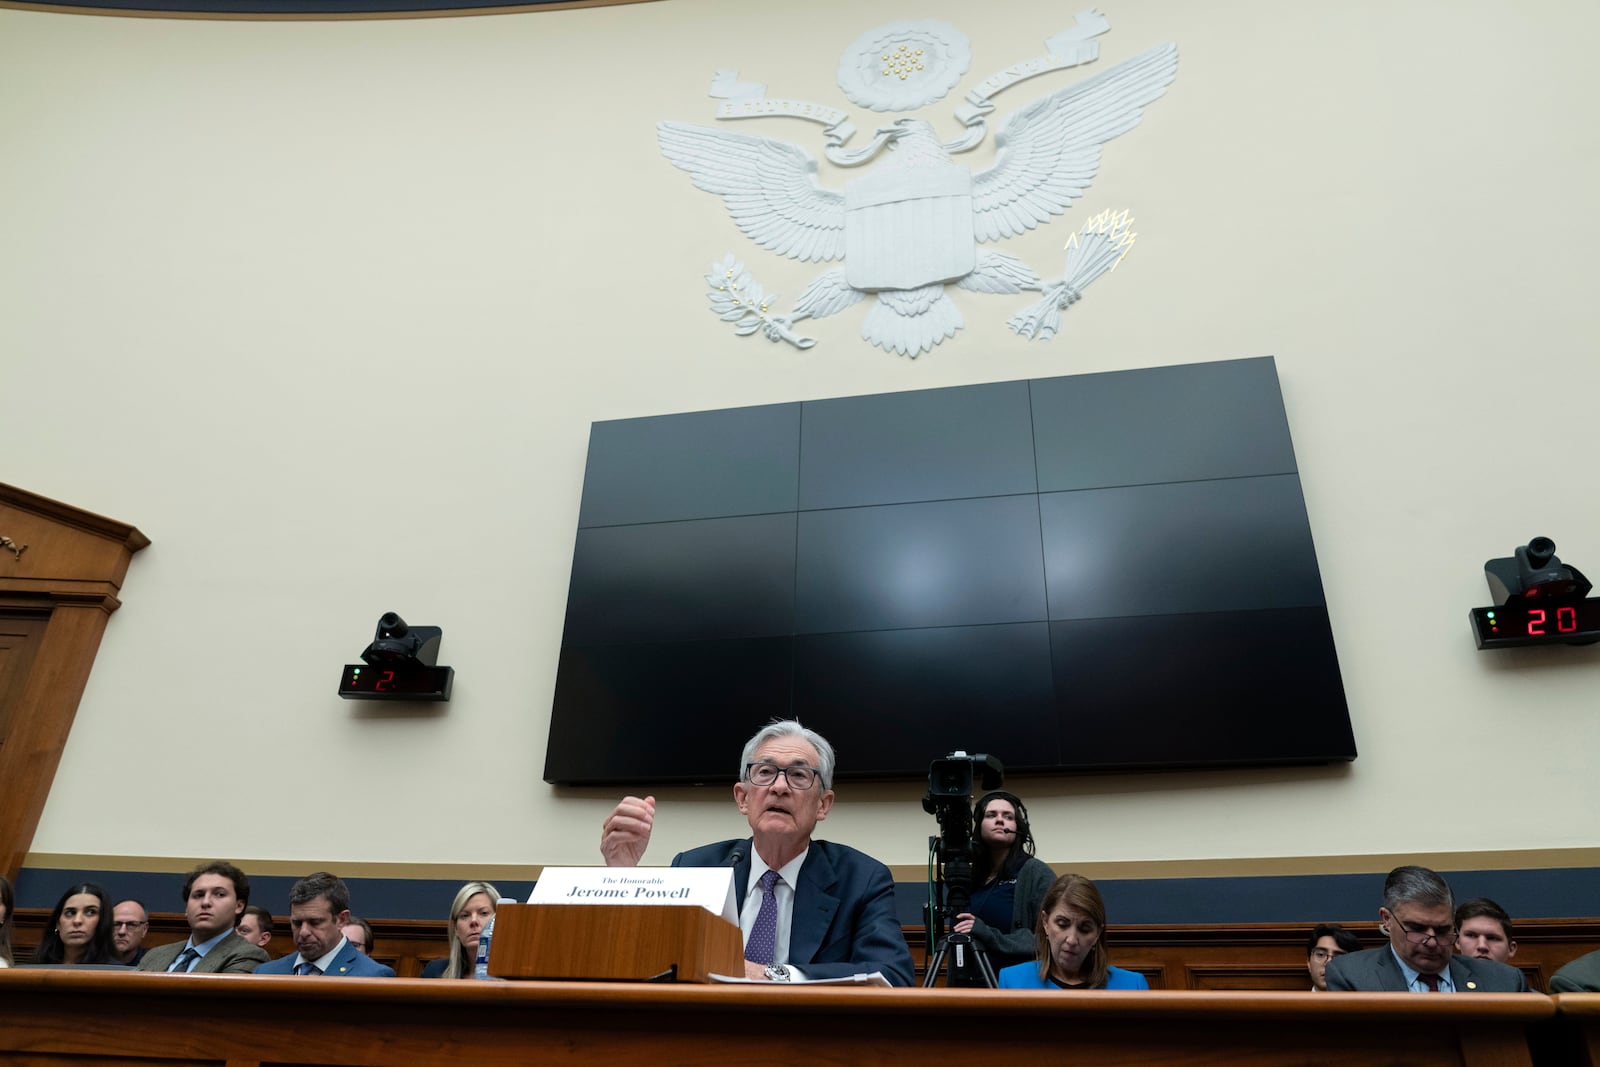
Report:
0,970,1556,1066
1554,994,1600,1067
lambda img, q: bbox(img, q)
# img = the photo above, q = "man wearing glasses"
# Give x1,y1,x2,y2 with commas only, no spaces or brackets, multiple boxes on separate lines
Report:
1305,923,1361,991
1325,866,1526,992
601,719,914,986
110,900,150,966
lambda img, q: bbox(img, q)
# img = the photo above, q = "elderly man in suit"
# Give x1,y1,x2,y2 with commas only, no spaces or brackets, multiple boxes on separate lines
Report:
254,872,394,977
1325,865,1526,992
139,861,271,974
601,719,914,986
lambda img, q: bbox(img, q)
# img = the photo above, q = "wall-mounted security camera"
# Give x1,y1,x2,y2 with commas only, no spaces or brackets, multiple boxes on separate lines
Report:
1470,538,1600,649
338,612,454,700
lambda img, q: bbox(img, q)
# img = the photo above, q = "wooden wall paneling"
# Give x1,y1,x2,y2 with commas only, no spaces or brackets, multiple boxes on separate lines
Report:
0,483,148,885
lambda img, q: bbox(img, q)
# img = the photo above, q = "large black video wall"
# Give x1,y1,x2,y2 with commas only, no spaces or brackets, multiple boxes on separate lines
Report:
544,357,1355,785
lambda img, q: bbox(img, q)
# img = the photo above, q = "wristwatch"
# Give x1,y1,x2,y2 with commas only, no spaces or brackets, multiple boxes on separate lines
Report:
763,964,792,983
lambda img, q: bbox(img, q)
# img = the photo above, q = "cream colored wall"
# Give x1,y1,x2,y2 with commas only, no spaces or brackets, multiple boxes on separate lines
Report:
3,0,1597,877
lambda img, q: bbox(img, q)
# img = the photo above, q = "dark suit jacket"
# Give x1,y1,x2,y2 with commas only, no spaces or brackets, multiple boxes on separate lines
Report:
253,939,395,977
673,838,914,986
1325,946,1527,992
1550,949,1600,992
138,932,270,974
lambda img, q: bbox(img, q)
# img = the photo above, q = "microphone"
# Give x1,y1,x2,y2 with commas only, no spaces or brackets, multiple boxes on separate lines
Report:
726,848,746,867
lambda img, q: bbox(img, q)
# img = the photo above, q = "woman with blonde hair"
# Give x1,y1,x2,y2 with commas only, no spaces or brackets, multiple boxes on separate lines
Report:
997,873,1148,990
421,881,501,978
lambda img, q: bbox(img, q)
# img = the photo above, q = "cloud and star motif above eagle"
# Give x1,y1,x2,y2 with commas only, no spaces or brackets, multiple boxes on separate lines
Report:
656,13,1178,357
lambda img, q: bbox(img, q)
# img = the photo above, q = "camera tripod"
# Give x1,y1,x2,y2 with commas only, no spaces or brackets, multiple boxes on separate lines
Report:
922,838,998,988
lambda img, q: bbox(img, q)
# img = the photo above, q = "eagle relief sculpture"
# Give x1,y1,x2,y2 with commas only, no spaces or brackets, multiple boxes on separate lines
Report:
658,11,1178,357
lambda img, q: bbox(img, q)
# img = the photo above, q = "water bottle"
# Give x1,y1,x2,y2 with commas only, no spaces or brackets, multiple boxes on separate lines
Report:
472,896,520,979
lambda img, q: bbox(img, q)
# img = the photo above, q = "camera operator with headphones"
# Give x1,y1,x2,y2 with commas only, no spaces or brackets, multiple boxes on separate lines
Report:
951,791,1056,971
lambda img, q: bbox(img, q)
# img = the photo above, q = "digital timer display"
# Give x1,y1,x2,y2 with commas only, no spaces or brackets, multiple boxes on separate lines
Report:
1470,597,1600,649
338,663,454,701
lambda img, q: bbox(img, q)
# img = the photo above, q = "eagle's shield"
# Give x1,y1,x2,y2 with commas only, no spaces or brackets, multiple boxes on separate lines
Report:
843,159,976,291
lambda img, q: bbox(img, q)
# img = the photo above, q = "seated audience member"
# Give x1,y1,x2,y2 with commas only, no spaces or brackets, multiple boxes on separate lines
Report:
139,861,270,974
33,882,118,965
1550,948,1600,992
1306,923,1362,991
236,905,274,949
996,873,1149,990
952,790,1055,972
110,899,150,966
600,719,915,986
1454,897,1517,964
1325,866,1525,992
342,916,375,957
0,874,14,967
254,872,395,977
421,881,501,979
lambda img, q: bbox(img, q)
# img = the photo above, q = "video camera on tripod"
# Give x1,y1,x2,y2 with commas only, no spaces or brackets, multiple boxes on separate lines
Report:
922,750,1004,987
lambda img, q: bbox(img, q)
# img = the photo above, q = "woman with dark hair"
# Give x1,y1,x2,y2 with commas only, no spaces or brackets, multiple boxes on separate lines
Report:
950,790,1056,971
420,881,501,978
997,873,1148,989
33,882,118,965
0,874,15,967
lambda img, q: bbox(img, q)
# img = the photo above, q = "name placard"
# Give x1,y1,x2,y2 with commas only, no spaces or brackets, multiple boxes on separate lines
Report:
530,867,738,927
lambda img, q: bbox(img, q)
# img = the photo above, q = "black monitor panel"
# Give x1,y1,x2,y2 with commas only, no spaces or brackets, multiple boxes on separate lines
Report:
799,380,1038,510
544,637,795,785
563,513,797,645
545,357,1353,785
577,402,801,528
792,622,1059,777
1049,608,1355,768
1031,357,1297,492
1039,475,1327,620
794,495,1048,634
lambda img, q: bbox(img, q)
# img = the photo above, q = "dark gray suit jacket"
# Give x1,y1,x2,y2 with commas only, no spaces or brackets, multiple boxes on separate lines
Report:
673,838,914,986
1550,948,1600,992
138,931,270,974
1325,946,1527,992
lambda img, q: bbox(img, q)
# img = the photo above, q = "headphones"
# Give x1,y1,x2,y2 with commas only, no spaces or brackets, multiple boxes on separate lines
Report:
974,790,1029,829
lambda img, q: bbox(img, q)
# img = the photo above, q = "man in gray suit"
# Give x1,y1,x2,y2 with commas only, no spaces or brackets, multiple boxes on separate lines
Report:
1325,865,1526,992
139,861,271,974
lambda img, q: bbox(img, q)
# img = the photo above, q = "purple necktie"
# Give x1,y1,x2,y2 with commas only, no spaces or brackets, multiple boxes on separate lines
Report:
1419,972,1440,992
743,869,780,964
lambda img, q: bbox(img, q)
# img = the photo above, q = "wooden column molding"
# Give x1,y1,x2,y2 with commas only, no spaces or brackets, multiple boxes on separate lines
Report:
0,482,148,884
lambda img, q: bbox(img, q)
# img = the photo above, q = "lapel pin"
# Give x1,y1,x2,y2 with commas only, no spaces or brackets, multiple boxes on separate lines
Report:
1467,981,1476,989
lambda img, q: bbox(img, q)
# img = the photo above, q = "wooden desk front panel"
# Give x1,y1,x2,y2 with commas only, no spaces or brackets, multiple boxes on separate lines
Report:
0,970,1557,1067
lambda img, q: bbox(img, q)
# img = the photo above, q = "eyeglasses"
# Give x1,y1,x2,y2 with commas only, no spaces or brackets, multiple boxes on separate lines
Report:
1388,915,1457,945
1309,948,1344,961
744,762,822,790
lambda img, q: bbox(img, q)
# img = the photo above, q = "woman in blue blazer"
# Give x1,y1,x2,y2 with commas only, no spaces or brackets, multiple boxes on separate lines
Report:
996,874,1148,990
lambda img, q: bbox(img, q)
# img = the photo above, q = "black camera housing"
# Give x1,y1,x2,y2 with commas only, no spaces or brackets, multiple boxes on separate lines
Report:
1484,537,1592,605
